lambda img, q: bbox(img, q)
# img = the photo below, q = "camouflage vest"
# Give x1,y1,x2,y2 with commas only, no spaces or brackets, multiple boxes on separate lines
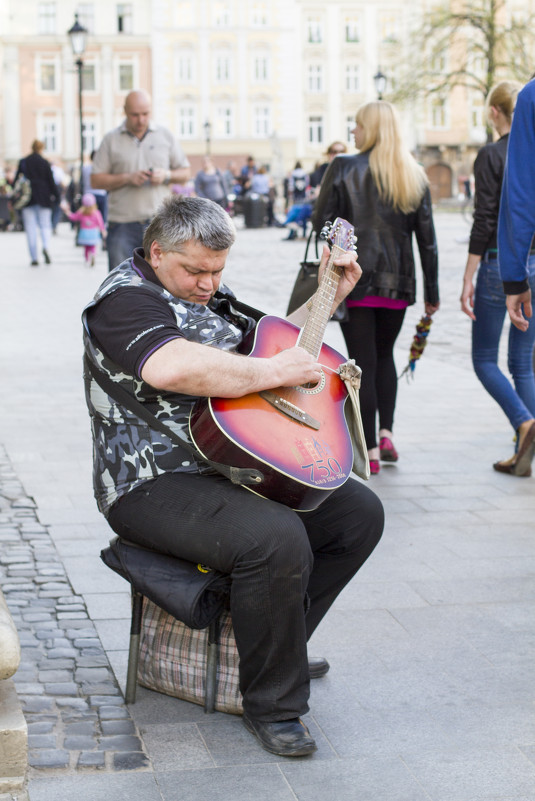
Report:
82,257,255,516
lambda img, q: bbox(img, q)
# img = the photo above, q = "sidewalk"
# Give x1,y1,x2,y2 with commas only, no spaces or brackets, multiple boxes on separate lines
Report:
1,214,534,801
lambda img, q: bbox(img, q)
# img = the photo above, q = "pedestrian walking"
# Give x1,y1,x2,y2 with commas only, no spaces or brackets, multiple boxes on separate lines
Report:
193,156,229,207
15,140,59,266
496,76,535,475
91,89,190,272
61,193,106,267
312,100,440,474
460,81,535,477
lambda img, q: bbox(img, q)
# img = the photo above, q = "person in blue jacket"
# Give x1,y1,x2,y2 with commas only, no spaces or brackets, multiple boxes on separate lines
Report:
497,76,535,476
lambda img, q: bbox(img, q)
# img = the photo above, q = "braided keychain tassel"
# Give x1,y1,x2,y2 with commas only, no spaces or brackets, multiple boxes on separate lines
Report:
399,314,433,381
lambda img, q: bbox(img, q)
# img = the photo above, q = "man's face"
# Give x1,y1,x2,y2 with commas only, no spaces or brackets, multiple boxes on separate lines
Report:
124,95,151,138
149,240,228,305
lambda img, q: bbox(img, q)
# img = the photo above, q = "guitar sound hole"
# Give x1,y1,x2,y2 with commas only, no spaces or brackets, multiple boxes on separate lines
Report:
296,371,325,395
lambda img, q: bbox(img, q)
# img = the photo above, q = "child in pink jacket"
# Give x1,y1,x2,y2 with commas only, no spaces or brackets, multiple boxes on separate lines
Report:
61,193,106,266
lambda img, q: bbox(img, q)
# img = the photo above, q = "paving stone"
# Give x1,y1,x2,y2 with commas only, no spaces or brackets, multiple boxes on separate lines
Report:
64,735,97,750
47,647,78,659
28,734,58,749
98,735,144,752
38,670,73,683
28,749,70,769
98,705,131,720
27,722,55,736
100,719,136,736
64,721,96,736
44,682,79,696
77,751,106,769
90,695,125,707
112,751,150,771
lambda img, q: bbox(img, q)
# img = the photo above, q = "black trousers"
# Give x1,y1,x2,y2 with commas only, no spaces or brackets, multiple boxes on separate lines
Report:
107,472,383,722
341,306,406,449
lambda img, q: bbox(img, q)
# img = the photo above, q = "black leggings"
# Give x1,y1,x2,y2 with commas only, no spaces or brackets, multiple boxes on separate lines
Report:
341,306,406,450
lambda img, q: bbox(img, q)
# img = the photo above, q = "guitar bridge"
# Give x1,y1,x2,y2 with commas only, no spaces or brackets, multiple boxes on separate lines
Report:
259,391,321,430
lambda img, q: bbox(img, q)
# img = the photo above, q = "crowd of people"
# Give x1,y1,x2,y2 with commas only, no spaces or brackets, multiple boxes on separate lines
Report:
3,78,535,757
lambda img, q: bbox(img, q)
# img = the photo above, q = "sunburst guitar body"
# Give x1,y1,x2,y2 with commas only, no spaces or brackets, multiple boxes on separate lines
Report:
189,218,357,511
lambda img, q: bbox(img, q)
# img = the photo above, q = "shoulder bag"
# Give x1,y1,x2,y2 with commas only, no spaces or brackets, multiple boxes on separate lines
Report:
286,228,349,323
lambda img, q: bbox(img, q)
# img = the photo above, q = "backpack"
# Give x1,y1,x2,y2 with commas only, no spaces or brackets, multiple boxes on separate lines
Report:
293,176,307,193
12,164,32,211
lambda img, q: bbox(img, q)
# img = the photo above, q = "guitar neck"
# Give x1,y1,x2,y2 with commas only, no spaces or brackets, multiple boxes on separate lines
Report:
297,245,344,359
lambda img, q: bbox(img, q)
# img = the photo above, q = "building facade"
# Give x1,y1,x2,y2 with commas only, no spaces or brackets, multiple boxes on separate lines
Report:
1,0,534,196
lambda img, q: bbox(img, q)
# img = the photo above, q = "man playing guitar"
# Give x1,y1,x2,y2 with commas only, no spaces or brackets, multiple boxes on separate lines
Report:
83,195,384,757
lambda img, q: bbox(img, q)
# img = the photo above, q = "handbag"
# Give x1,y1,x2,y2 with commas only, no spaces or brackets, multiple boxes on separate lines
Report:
138,601,242,714
12,161,32,211
286,229,349,323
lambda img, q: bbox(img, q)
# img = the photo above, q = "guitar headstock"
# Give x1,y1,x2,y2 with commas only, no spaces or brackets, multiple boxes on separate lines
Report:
320,218,357,253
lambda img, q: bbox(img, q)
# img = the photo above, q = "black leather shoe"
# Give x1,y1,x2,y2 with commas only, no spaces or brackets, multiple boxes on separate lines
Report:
242,714,317,756
308,657,330,679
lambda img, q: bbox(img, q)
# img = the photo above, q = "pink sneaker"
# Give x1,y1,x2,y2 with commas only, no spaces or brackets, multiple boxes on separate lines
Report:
369,459,380,475
379,437,398,462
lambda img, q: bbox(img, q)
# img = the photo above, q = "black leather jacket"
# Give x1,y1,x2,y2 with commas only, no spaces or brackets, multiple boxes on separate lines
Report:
468,134,508,256
312,152,439,305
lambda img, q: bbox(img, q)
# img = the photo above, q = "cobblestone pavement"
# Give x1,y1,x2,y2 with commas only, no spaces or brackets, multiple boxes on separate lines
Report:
0,212,534,801
0,447,148,778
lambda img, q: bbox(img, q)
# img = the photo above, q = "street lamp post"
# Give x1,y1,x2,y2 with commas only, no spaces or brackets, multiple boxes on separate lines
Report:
373,68,387,100
67,14,88,199
203,120,212,156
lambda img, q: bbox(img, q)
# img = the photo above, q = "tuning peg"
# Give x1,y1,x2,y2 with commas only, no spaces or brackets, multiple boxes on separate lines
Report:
320,221,332,240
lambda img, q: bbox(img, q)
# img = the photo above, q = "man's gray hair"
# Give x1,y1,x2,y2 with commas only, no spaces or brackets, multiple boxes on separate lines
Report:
143,195,236,255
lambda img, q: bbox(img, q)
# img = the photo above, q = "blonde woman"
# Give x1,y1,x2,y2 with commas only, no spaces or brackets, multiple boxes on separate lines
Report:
461,81,535,477
313,101,439,474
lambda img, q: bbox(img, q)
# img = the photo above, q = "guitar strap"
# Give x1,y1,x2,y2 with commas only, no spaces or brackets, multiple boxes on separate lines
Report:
83,354,264,487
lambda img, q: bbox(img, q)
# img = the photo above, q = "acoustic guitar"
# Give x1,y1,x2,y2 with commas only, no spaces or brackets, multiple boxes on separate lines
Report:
189,218,357,511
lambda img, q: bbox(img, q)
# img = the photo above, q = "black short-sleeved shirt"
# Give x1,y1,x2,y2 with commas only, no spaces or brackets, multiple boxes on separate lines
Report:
85,249,186,378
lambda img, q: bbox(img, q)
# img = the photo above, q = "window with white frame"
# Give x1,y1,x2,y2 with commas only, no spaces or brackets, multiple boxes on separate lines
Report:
308,64,323,92
40,118,59,152
117,3,133,33
213,2,231,26
306,16,322,43
345,17,360,42
216,105,234,137
253,105,271,137
118,62,134,91
346,115,355,143
251,2,268,26
345,64,359,92
176,52,194,83
82,119,98,154
253,54,269,82
77,3,95,34
38,2,56,34
430,51,447,73
470,94,485,128
177,106,195,138
308,115,323,144
430,97,447,128
214,53,231,82
379,12,397,43
39,62,57,92
82,63,96,92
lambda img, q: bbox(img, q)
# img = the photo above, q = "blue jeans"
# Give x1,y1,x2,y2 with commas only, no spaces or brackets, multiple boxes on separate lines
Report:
106,220,150,272
21,205,52,262
472,253,535,432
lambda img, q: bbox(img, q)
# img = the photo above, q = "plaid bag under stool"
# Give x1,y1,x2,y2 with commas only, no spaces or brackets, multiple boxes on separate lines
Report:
137,598,243,714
